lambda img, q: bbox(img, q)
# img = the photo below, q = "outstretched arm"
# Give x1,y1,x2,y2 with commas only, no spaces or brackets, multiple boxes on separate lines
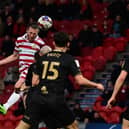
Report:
74,74,104,91
0,52,19,66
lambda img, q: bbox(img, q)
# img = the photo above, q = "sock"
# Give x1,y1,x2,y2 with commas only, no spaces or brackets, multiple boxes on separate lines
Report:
3,92,21,111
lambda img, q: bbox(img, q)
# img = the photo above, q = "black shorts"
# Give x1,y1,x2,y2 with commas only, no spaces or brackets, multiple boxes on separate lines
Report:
22,89,75,129
123,106,129,120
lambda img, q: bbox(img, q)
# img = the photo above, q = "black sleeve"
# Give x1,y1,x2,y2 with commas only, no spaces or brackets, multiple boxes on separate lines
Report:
121,58,129,72
68,56,81,76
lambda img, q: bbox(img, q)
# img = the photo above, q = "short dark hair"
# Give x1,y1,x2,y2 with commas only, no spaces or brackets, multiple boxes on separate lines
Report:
54,32,69,47
27,22,40,30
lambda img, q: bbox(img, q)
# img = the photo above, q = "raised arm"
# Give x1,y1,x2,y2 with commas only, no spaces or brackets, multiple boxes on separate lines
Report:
0,52,19,66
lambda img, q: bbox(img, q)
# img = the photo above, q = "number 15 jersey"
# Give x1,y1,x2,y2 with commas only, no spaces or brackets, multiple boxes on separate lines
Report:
34,50,81,94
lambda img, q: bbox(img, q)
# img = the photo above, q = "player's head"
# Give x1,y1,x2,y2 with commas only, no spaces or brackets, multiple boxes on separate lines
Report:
34,45,52,61
26,22,40,42
54,32,69,48
39,45,52,56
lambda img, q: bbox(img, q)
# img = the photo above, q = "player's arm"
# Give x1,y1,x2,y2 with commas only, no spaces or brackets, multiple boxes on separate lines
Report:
111,70,127,99
69,58,104,91
74,74,104,91
106,70,127,108
0,52,19,65
32,73,39,86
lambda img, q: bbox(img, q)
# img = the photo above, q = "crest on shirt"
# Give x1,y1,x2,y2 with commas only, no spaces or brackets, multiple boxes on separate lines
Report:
41,86,48,94
32,44,37,48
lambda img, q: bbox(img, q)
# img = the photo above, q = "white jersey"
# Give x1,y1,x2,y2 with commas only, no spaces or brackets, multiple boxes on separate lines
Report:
14,33,45,79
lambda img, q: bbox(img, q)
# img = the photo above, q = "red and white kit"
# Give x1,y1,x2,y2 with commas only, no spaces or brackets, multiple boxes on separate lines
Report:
14,33,45,80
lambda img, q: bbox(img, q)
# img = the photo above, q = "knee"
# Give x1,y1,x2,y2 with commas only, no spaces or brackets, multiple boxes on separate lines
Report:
15,88,21,94
66,120,79,129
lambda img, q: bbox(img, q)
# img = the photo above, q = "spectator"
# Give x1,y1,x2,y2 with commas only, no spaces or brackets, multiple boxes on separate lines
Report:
14,8,26,22
123,3,129,28
1,4,13,21
36,0,46,18
68,33,81,56
66,0,81,20
1,35,14,57
108,0,126,19
80,1,93,20
4,15,14,36
91,25,103,47
45,0,58,20
28,6,37,21
12,0,24,11
13,16,26,37
0,16,5,37
78,24,92,47
100,19,111,38
110,15,126,37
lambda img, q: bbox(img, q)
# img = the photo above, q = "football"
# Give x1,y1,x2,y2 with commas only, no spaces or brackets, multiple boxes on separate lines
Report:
37,15,53,30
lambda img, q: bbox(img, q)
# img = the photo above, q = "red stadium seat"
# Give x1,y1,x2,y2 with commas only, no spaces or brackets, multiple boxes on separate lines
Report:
82,56,94,65
103,46,117,61
80,47,94,57
82,65,95,80
113,37,128,52
91,46,104,59
92,56,106,71
125,29,129,41
103,37,115,47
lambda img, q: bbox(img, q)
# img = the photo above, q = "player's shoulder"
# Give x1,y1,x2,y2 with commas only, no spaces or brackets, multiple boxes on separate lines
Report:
16,34,26,43
36,36,45,45
61,53,75,61
63,52,74,58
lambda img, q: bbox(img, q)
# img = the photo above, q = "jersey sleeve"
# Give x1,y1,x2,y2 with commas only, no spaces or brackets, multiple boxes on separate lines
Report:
68,56,81,76
121,58,129,72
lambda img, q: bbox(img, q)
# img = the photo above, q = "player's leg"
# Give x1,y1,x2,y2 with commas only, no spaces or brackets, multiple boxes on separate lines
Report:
0,78,25,114
122,118,129,129
49,100,79,129
122,106,129,129
66,120,79,129
15,120,30,129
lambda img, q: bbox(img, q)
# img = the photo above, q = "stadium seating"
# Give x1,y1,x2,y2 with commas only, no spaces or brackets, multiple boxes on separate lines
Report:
103,46,117,61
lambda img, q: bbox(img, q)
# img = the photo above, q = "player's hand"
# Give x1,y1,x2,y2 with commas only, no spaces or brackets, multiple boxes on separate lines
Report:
106,97,116,109
96,83,104,91
20,84,29,91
